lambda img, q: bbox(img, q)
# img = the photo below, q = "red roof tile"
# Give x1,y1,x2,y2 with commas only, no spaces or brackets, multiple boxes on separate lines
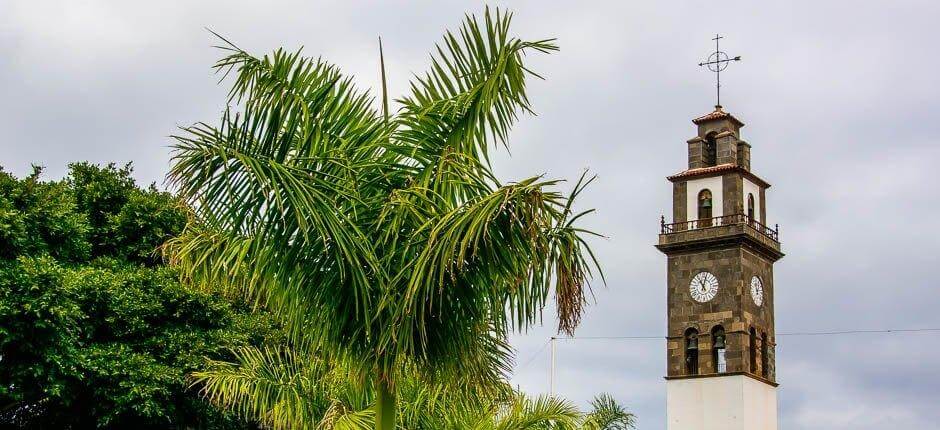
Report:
667,163,771,188
692,107,744,127
667,163,738,180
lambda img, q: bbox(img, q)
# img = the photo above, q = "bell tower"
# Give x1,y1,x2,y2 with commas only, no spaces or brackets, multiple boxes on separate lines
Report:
656,106,784,430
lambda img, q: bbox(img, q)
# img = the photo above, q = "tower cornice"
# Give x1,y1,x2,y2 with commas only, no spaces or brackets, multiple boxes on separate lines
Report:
665,371,779,388
666,163,771,188
656,223,784,262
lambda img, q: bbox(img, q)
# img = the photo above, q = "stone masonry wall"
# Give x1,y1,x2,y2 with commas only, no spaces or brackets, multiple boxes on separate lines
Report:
687,137,705,169
737,141,751,171
673,181,687,223
666,244,776,382
716,133,739,166
722,173,744,217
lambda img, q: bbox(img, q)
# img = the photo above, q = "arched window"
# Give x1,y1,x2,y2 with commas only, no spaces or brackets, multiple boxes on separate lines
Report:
711,326,727,373
761,332,770,378
704,132,717,166
747,193,755,223
685,328,699,376
698,189,713,227
749,327,758,373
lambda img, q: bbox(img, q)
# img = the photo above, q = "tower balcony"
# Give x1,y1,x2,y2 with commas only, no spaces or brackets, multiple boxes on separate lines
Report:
657,214,783,260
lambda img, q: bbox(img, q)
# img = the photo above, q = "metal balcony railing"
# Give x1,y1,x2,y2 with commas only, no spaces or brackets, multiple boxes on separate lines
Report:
660,213,780,242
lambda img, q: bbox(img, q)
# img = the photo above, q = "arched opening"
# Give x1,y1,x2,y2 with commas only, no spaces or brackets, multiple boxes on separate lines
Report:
685,328,699,376
747,193,755,224
749,327,758,373
711,326,727,373
704,132,717,166
698,189,713,227
761,332,770,378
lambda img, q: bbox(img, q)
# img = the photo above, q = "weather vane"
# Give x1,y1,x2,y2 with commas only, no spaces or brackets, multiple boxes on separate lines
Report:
699,34,741,108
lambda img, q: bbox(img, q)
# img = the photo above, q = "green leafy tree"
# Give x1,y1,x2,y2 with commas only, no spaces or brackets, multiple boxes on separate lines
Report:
0,163,280,428
168,8,602,430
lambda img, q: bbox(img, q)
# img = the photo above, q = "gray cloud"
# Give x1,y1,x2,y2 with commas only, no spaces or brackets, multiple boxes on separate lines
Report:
2,1,938,429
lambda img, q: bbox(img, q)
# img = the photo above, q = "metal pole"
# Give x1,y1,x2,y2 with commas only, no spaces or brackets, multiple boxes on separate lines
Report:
715,33,721,107
549,337,556,395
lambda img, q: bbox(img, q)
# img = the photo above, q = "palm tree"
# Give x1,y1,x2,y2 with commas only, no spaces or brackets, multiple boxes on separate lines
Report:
191,345,599,429
167,8,601,430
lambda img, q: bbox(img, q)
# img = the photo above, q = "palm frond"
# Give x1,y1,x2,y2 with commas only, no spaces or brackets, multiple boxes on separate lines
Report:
389,7,558,204
165,227,363,359
581,393,636,430
399,175,600,350
167,43,391,361
490,393,581,430
319,401,374,430
191,346,326,430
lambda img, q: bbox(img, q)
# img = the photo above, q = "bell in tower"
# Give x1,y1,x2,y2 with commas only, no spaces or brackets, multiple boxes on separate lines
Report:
687,106,749,170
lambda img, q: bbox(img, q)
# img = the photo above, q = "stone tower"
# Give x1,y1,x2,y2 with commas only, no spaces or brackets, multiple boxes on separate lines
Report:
656,106,784,430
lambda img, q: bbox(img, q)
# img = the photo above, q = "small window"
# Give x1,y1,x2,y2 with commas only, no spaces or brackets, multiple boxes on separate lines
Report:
704,133,717,166
747,193,756,223
712,326,727,373
761,332,770,378
685,328,699,376
698,189,713,227
749,327,758,373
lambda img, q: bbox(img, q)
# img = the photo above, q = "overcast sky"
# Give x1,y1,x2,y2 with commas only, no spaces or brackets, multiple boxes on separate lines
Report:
2,1,939,429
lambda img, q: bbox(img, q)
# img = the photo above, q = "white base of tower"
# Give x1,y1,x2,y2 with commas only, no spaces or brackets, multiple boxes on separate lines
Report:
666,374,777,430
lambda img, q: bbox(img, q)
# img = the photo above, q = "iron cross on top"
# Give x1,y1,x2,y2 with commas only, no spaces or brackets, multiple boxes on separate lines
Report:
698,34,741,108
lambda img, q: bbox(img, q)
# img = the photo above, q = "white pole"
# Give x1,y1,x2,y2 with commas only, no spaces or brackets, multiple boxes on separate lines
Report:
549,336,556,395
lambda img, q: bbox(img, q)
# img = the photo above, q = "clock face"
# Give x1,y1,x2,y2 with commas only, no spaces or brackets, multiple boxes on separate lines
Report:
750,276,764,307
689,272,719,303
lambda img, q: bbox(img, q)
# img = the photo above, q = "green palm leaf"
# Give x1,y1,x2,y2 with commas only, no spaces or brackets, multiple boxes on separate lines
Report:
488,394,581,430
191,346,329,430
581,393,636,430
390,8,557,204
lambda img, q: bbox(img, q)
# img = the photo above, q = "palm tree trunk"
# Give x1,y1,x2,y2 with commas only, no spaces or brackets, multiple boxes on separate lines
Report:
374,376,396,430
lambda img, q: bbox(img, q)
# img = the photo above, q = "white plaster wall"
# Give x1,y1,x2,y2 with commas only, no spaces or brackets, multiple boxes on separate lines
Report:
743,178,762,221
666,375,777,430
685,176,723,223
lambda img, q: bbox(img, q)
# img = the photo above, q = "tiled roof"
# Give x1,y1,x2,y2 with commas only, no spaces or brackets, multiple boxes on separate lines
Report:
667,163,738,180
692,106,744,126
667,163,770,188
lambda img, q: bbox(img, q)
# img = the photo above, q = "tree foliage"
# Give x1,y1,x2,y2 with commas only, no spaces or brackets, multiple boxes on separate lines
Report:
0,163,280,428
192,344,634,430
581,393,637,430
